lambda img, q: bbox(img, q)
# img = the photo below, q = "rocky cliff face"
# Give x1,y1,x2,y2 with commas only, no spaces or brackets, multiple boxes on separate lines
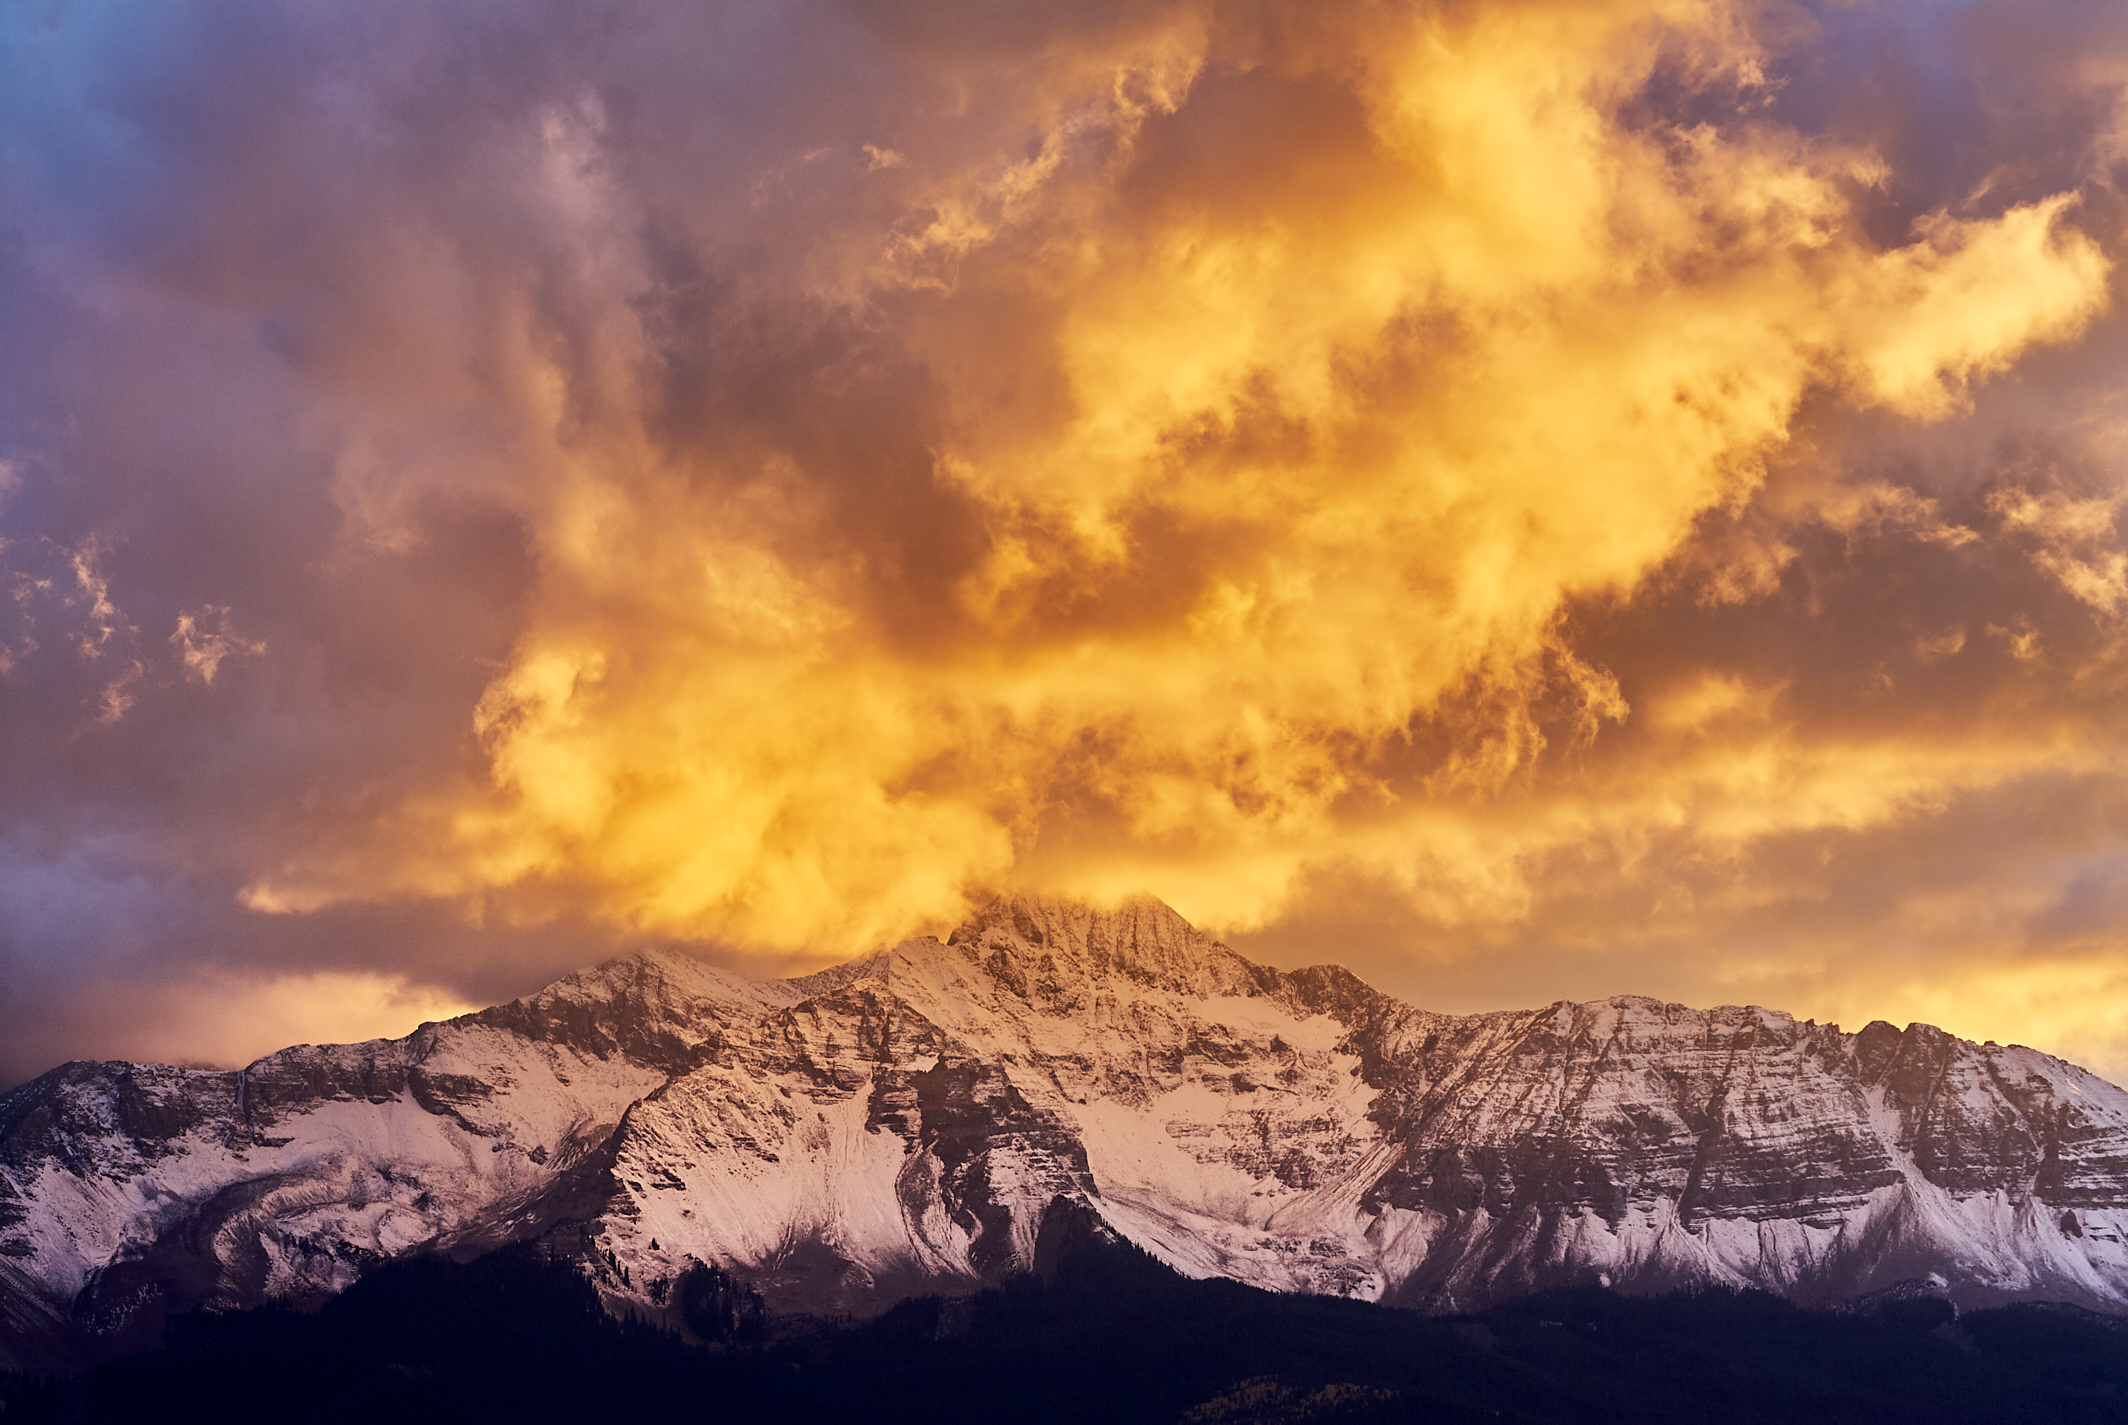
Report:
5,897,2127,1369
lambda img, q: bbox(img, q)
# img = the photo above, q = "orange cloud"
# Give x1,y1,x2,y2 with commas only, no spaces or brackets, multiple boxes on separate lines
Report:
215,1,2113,973
16,0,2128,1083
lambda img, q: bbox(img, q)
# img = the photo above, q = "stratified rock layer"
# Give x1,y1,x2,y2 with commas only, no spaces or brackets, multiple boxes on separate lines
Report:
5,897,2126,1368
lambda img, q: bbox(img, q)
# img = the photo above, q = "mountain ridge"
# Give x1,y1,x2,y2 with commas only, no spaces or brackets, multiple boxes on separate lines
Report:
5,894,2126,1371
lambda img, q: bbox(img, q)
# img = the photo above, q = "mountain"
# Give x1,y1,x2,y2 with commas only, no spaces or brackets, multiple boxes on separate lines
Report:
5,896,2128,1370
17,1234,2128,1424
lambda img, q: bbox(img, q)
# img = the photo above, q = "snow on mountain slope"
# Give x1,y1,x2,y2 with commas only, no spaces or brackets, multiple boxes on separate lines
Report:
5,896,2127,1369
0,951,778,1365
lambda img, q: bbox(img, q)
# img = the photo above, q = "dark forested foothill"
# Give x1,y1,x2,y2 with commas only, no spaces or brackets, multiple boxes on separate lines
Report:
4,1222,2127,1424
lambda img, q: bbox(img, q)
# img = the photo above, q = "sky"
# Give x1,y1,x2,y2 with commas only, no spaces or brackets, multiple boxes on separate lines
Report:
6,0,2128,1089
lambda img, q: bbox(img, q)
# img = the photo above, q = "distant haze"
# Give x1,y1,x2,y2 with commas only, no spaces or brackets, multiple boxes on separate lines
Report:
5,1,2128,1087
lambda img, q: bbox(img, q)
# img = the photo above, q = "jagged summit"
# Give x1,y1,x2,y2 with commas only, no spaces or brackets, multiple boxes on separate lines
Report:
6,896,2128,1373
787,893,1381,1027
554,894,1249,1010
941,894,1261,997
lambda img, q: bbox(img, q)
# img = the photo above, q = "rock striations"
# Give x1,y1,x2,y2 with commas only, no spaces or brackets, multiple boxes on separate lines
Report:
5,896,2127,1369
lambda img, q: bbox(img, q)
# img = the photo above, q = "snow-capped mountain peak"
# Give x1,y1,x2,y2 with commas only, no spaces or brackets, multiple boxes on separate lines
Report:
5,896,2127,1370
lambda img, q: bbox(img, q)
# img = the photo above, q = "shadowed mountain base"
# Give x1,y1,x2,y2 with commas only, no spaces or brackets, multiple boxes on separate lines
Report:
6,1202,2127,1424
